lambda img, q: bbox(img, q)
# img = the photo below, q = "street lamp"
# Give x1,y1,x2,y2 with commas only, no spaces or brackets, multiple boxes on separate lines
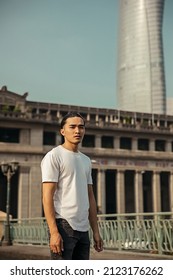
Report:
0,160,19,245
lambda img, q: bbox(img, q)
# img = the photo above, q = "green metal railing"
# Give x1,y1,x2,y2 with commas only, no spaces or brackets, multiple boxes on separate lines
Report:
96,213,173,255
9,212,173,255
10,218,48,245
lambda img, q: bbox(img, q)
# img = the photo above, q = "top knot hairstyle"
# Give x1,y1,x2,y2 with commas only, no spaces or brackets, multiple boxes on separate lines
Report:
60,112,85,129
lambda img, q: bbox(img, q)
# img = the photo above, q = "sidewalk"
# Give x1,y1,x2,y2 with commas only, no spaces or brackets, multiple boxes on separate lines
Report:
0,244,173,260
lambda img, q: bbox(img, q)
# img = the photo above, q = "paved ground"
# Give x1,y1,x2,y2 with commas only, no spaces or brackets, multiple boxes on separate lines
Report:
0,244,173,260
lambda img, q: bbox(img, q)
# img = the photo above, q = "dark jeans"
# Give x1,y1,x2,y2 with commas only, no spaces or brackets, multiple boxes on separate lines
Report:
50,219,90,260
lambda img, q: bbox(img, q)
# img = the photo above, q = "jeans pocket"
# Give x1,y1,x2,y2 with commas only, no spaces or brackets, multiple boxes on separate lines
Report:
57,219,74,237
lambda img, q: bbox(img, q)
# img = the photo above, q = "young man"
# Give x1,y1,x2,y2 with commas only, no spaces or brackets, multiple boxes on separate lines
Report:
41,112,103,260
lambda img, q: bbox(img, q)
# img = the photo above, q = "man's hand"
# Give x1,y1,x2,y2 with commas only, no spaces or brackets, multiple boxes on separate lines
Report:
93,233,103,252
50,232,64,255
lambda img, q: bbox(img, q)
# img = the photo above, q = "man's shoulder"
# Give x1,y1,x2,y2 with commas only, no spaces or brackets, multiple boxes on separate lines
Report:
41,146,62,167
43,145,62,159
79,151,91,162
50,145,61,153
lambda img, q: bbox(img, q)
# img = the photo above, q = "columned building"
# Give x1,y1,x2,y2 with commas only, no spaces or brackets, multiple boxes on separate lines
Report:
0,86,173,219
117,0,166,114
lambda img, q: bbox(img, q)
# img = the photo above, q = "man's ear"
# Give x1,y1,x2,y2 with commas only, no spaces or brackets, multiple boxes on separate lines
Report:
60,128,65,136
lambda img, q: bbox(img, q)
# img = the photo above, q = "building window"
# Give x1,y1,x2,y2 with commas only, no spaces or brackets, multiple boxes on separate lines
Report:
43,131,56,146
105,170,116,214
101,136,114,148
155,140,165,151
0,128,20,143
82,135,95,147
138,139,149,151
120,137,132,150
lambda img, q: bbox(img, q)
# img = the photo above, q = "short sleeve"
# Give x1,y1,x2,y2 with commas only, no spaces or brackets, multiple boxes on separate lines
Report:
41,151,59,183
87,160,93,185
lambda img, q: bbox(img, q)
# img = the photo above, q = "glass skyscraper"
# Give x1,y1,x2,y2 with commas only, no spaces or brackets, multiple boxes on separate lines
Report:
117,0,166,114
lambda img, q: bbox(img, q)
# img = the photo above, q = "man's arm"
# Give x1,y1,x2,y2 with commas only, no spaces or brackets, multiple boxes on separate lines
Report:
88,184,103,252
42,182,63,254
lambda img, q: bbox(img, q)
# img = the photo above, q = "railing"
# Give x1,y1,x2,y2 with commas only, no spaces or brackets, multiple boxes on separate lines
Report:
10,218,49,245
1,110,173,133
96,212,173,255
9,212,173,255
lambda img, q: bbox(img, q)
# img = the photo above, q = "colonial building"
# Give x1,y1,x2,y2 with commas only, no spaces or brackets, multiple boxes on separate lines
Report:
0,86,173,219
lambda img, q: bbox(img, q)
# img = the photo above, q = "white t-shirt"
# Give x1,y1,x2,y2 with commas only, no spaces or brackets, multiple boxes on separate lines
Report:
41,145,93,231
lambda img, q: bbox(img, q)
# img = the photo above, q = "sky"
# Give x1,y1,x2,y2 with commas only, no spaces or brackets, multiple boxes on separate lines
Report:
0,0,173,109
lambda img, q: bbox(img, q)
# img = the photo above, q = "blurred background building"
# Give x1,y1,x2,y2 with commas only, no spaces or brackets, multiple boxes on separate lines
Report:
117,0,166,114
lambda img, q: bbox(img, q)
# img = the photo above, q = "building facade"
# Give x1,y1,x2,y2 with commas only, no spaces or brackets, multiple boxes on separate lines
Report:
167,97,173,116
0,86,173,219
117,0,166,114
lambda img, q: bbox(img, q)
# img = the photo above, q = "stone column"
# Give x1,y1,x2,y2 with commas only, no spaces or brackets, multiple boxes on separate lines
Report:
95,135,101,148
97,169,106,214
18,166,30,219
132,137,137,151
20,129,30,145
30,127,43,146
29,165,42,217
166,141,172,152
149,139,155,152
114,136,119,149
116,169,125,213
134,171,143,213
152,171,161,212
169,172,173,213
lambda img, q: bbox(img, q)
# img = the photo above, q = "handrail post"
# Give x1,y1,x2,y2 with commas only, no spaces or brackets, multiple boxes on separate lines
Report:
117,216,122,251
156,213,162,255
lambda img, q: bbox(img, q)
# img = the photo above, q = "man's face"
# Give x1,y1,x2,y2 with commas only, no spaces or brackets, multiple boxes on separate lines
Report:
60,116,85,144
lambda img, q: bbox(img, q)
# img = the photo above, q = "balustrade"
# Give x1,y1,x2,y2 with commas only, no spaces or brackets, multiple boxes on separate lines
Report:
8,212,173,255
